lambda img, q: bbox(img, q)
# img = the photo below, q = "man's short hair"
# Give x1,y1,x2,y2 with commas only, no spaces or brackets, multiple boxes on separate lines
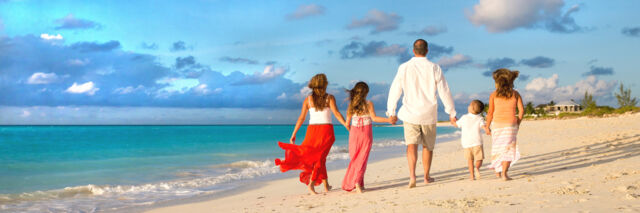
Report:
470,100,485,114
413,39,428,56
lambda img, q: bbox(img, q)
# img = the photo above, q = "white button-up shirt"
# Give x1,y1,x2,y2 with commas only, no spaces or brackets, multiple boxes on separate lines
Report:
386,57,457,125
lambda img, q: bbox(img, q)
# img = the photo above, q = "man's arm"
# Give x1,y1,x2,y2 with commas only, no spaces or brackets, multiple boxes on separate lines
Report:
434,65,457,121
386,66,404,120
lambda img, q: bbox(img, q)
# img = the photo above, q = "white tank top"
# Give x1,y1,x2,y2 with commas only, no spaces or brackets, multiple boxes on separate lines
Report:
308,96,332,124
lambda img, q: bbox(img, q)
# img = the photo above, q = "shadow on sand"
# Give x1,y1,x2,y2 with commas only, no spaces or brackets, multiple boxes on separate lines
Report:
366,133,640,192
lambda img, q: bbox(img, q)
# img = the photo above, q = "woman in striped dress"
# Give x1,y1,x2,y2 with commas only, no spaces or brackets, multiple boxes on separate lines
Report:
485,68,524,181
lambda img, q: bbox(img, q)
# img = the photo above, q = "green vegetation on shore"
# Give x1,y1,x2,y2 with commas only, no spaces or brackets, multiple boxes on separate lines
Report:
524,83,639,119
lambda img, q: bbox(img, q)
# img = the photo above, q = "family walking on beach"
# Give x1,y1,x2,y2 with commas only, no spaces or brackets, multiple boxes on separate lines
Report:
275,39,524,194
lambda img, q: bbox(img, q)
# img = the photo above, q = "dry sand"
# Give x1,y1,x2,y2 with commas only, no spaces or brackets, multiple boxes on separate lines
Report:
149,113,640,212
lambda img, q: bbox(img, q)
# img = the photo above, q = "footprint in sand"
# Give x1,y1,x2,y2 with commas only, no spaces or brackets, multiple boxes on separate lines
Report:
625,193,640,200
614,185,637,192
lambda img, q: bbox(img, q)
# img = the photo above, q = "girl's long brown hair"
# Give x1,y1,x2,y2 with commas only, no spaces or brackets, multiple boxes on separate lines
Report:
492,68,519,98
308,73,329,111
347,82,369,116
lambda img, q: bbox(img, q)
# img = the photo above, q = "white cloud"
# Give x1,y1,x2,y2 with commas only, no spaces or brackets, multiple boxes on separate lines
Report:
193,84,210,95
467,0,564,33
67,58,90,66
347,9,402,34
453,74,618,106
293,87,312,101
437,54,472,70
114,85,145,95
65,81,99,95
27,72,59,84
21,110,31,117
277,92,287,100
286,4,325,20
95,66,116,75
235,65,287,85
525,73,558,91
521,74,617,104
40,33,64,40
408,26,448,36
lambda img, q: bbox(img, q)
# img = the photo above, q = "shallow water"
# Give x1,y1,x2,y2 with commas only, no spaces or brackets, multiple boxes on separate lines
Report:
0,125,458,212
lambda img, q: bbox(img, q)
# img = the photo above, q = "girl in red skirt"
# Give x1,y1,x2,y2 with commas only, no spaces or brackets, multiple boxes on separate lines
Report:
275,74,348,194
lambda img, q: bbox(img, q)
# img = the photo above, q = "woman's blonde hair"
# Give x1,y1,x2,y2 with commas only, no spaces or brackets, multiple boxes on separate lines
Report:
308,73,329,111
347,82,369,116
492,68,519,99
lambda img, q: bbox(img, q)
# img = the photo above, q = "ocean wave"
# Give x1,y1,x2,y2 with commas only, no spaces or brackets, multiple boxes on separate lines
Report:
0,159,281,211
0,130,462,212
437,130,461,139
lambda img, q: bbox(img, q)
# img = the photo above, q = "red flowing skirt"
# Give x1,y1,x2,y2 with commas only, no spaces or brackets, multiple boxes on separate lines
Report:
275,124,335,186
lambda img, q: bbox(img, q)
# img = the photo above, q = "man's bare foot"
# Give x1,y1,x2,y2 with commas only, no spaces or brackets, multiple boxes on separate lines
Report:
469,175,475,181
308,183,317,195
474,168,481,179
424,177,435,184
408,178,416,188
355,184,364,193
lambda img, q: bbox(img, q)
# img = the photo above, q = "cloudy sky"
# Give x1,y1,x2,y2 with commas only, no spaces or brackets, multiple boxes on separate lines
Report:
0,0,638,124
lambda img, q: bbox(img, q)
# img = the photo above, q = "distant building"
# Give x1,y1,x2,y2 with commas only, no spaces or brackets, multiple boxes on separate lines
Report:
546,101,583,114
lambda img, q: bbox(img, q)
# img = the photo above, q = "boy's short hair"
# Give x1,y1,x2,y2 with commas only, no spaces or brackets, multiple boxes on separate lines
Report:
470,100,484,114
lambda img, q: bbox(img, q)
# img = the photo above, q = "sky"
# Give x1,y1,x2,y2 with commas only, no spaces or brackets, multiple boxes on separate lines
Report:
0,0,639,124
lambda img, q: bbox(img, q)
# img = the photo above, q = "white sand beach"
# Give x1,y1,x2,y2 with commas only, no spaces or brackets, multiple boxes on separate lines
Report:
149,113,640,212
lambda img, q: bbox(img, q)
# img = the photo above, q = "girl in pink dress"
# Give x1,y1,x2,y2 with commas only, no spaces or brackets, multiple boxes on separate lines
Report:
342,82,390,193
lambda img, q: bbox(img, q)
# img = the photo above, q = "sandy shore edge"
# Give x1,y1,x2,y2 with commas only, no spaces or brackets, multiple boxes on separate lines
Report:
148,113,640,212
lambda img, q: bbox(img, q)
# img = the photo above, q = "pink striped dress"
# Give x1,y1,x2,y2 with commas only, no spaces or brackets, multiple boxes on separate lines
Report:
341,115,373,191
489,125,521,172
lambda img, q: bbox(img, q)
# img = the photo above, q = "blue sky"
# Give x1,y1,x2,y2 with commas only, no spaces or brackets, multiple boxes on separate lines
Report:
0,0,638,124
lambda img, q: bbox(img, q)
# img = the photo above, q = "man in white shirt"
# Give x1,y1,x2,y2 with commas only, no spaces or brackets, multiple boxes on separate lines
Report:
386,39,457,188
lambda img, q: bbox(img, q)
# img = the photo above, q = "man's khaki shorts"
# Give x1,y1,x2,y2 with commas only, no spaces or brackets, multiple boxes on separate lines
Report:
403,123,436,151
464,145,484,161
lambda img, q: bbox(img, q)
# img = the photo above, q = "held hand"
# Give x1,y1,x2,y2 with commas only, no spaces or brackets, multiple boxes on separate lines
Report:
389,116,398,125
449,116,457,126
517,118,522,126
289,136,296,144
484,126,491,135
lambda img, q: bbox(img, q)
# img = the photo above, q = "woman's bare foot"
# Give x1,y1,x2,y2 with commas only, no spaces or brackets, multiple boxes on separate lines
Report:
324,184,332,193
469,175,475,181
408,178,416,188
495,172,501,178
474,168,481,179
321,179,331,193
355,184,364,193
308,182,317,195
501,172,512,181
424,177,435,184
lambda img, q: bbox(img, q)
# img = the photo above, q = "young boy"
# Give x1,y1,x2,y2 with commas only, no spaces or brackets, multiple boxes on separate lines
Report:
453,100,490,180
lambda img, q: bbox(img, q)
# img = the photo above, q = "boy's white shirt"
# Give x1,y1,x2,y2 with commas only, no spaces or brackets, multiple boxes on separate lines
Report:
455,113,485,148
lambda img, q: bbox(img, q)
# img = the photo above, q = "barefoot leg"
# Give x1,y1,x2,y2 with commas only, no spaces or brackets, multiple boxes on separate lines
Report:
467,158,475,180
407,144,417,188
308,181,317,195
474,160,482,179
322,179,332,192
501,161,512,181
422,147,433,184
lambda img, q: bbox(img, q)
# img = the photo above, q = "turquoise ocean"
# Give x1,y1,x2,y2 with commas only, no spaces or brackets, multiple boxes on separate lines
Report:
0,125,458,212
